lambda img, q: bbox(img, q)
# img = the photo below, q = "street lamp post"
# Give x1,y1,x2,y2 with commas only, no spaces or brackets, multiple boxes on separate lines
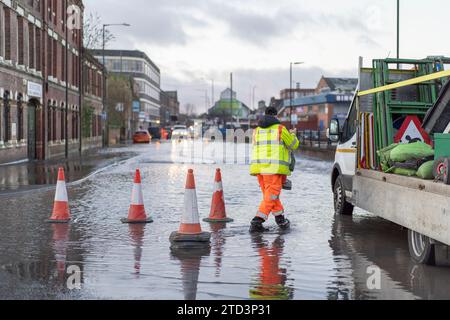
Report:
230,73,233,125
397,0,400,67
290,62,304,129
101,23,130,148
252,86,257,110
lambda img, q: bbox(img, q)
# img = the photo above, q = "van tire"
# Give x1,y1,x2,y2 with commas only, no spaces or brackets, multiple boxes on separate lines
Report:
333,176,354,215
408,230,435,265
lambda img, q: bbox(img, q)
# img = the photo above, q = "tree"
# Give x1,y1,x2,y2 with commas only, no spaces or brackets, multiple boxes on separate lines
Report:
83,12,115,49
107,75,134,130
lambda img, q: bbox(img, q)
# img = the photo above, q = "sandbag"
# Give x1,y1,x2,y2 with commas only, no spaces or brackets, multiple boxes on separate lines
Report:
416,161,435,180
377,144,399,172
390,167,417,177
390,142,434,163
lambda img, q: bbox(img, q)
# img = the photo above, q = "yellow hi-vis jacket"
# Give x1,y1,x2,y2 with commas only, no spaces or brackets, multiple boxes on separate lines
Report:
250,124,300,176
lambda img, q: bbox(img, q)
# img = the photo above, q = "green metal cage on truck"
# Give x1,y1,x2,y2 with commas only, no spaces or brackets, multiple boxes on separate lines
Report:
330,56,450,266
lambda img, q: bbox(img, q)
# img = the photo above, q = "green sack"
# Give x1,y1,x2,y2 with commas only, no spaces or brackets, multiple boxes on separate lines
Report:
390,142,434,163
416,161,435,180
391,167,417,177
377,143,399,163
377,143,399,172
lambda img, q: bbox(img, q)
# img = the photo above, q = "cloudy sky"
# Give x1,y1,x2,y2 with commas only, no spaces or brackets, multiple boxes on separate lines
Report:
85,0,450,114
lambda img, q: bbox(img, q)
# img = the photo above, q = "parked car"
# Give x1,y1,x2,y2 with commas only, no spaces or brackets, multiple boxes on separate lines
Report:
171,125,189,139
133,130,151,144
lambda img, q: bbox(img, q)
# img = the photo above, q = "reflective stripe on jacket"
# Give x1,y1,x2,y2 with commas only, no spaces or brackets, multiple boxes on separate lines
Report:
250,124,300,176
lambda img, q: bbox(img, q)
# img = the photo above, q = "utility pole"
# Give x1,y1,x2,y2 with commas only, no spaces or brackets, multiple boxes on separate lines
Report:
64,0,69,159
102,25,107,148
397,0,400,67
252,86,257,110
211,79,215,110
230,73,233,125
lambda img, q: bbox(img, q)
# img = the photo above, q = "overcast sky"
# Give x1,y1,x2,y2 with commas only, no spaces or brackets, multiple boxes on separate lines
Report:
85,0,450,114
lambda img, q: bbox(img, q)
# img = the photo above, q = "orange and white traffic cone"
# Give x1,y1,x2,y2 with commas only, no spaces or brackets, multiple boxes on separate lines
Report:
204,169,233,223
170,169,210,248
121,169,153,224
47,167,71,223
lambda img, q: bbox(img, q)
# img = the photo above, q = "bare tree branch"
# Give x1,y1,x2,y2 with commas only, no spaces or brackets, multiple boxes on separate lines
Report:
83,12,116,49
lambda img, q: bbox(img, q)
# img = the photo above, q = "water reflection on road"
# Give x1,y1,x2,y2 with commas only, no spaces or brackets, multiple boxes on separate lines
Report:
0,141,450,300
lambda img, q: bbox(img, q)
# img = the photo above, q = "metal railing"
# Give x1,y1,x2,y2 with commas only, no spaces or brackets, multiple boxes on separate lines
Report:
296,130,336,149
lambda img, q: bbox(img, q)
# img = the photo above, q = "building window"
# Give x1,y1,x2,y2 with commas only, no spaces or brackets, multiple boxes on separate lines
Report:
53,0,58,25
53,39,58,79
29,23,35,69
61,44,66,81
3,92,10,143
47,35,52,76
18,16,25,65
71,110,76,140
60,105,65,141
4,8,11,61
52,105,57,141
17,94,24,141
36,28,41,71
48,101,52,142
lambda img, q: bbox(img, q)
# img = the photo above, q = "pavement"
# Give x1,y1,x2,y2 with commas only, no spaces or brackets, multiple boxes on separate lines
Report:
0,144,139,195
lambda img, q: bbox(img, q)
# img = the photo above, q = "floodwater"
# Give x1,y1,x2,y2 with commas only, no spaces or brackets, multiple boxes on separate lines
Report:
0,146,136,193
1,141,450,300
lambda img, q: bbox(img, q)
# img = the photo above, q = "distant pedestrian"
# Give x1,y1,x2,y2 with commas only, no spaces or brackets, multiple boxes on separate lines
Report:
249,107,300,233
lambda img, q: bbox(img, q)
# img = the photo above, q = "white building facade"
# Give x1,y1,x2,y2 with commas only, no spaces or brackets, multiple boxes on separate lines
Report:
92,50,161,127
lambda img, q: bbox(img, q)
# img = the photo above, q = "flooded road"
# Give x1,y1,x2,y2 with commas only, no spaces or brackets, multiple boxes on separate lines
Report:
1,142,450,300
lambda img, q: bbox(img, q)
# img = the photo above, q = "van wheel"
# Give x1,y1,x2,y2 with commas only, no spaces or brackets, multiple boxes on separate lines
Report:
333,176,354,215
408,230,435,265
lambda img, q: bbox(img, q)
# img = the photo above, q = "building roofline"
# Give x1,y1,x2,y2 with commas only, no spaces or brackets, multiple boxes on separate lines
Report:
89,49,160,72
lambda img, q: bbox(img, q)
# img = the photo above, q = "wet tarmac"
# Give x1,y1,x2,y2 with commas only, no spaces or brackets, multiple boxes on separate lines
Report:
0,146,137,193
1,141,450,300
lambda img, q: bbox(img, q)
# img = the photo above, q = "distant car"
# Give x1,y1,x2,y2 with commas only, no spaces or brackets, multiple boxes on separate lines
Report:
133,130,151,144
171,125,188,139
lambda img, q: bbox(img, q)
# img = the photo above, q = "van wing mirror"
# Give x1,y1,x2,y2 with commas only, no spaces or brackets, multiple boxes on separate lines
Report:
329,119,340,142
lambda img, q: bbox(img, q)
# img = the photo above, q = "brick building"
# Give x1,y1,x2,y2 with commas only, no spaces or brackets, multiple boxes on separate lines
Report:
278,76,357,131
0,0,104,164
81,48,104,150
280,85,316,100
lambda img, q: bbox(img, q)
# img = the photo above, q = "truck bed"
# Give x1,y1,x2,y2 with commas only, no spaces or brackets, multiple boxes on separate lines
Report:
353,169,450,246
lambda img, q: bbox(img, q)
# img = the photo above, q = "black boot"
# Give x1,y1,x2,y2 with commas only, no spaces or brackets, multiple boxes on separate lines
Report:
249,217,268,233
282,179,292,190
275,215,291,230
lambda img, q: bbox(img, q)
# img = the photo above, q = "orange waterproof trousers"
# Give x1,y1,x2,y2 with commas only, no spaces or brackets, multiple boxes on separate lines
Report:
256,174,286,220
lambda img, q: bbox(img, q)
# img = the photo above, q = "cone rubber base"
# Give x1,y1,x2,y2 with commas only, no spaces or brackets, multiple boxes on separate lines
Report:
171,246,211,258
203,217,233,223
47,219,71,224
121,217,154,224
169,231,211,249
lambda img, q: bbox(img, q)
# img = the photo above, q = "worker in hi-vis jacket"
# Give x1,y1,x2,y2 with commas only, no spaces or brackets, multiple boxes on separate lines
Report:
249,107,300,233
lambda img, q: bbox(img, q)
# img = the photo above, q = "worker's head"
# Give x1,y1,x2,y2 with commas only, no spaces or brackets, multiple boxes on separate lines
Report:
265,107,278,117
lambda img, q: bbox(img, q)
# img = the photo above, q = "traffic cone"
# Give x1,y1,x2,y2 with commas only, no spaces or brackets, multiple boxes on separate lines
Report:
121,169,153,224
47,167,71,223
170,169,210,249
204,169,233,223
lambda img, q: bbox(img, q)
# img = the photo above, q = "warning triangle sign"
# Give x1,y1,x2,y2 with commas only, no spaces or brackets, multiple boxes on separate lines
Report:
394,116,431,145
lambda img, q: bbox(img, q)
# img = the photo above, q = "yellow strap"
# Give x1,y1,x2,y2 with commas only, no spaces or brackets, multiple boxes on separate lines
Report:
336,149,357,153
358,69,450,97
